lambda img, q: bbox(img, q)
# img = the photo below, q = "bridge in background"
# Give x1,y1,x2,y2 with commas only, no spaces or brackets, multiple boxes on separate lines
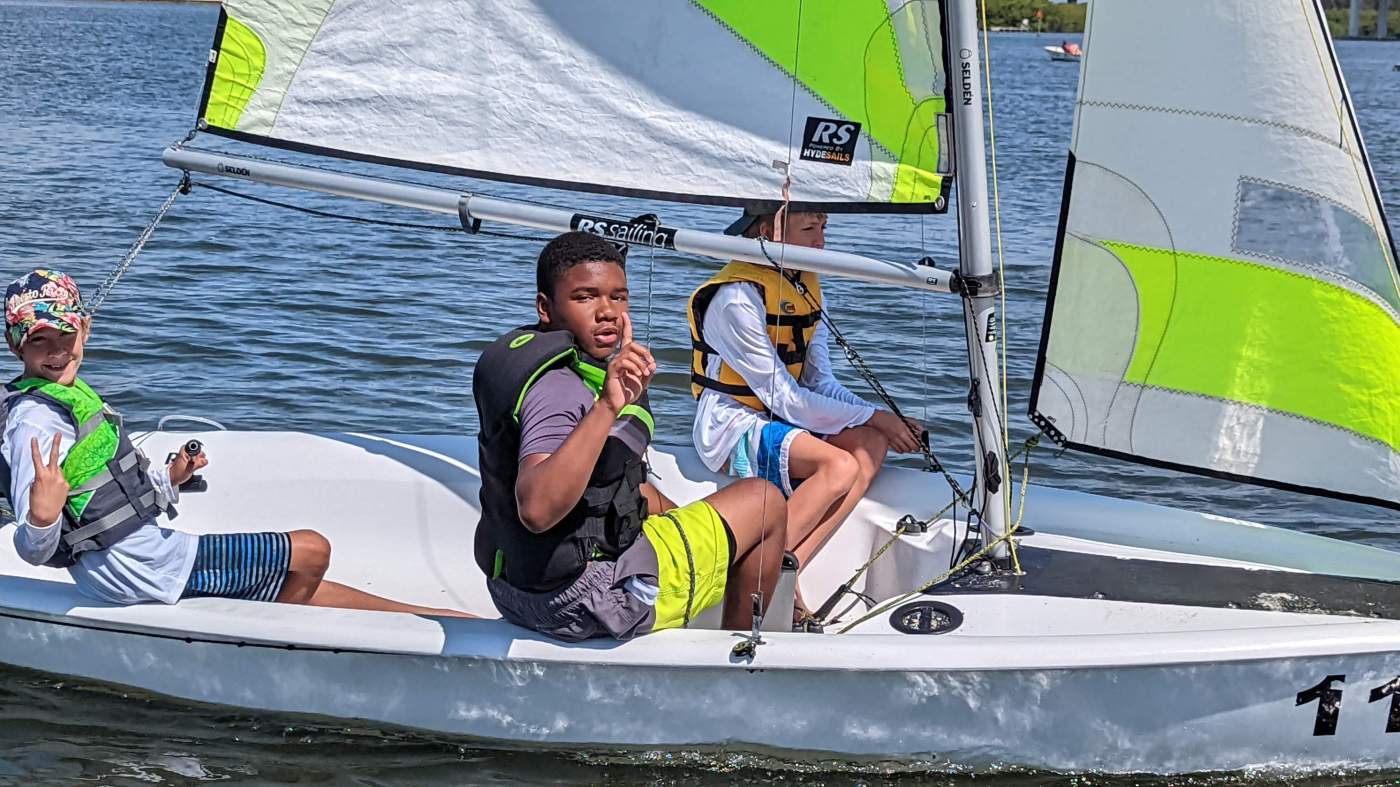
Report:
1348,0,1394,38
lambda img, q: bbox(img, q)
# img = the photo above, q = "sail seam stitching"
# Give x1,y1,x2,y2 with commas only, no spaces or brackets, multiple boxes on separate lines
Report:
1108,239,1399,304
1078,101,1342,150
1126,382,1397,454
1231,247,1400,324
1230,177,1400,320
1106,240,1399,450
1236,175,1374,227
688,1,898,162
883,3,917,107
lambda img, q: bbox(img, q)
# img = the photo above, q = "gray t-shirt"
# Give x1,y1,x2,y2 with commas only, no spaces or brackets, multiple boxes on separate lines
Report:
517,368,650,460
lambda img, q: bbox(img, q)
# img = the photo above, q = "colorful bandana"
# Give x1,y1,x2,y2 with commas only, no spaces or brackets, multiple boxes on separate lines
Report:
5,269,86,348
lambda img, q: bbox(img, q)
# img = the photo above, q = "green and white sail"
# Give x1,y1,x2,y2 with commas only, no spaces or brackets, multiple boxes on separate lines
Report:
1029,0,1400,510
196,0,952,213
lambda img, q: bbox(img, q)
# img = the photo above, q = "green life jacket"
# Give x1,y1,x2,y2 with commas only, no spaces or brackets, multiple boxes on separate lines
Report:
1,376,171,568
473,325,654,592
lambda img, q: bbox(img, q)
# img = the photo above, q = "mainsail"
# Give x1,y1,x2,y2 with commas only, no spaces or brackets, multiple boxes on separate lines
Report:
1029,0,1400,510
196,0,952,213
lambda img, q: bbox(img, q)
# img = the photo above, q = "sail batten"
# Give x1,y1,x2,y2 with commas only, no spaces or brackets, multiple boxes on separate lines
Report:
194,0,953,214
1029,0,1400,511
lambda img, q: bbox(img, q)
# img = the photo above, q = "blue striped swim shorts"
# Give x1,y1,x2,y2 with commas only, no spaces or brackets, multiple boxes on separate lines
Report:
729,420,805,498
181,532,293,602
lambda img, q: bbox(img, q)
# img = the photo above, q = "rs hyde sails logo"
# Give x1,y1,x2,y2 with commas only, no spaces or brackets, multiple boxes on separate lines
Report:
800,117,860,166
571,214,677,249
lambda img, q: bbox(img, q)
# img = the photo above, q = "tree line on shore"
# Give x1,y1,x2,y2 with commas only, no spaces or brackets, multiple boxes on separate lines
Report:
978,0,1396,38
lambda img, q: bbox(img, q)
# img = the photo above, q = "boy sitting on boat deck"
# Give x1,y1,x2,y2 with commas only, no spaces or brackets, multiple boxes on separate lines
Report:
474,231,787,641
688,209,926,622
2,269,468,616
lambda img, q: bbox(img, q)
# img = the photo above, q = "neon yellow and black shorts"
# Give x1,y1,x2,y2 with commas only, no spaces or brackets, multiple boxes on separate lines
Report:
487,498,731,641
641,499,731,631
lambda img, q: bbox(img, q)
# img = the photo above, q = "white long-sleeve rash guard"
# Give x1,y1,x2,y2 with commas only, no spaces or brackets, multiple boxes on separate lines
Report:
5,398,197,604
691,281,876,472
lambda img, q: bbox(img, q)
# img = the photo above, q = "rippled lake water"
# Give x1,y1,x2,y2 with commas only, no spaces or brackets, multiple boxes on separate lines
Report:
1,1,1399,784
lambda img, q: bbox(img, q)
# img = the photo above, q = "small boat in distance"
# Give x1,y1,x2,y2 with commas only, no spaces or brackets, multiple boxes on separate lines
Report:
1046,40,1083,61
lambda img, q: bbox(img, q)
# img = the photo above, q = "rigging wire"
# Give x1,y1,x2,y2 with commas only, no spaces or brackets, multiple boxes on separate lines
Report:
644,242,656,346
978,0,1019,571
919,215,931,428
739,0,807,640
86,175,190,316
835,435,1038,634
174,143,589,216
755,237,974,509
188,180,549,242
812,433,1038,627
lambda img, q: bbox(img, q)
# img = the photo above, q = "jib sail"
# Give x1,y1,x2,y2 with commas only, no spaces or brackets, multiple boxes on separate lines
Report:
1029,0,1400,510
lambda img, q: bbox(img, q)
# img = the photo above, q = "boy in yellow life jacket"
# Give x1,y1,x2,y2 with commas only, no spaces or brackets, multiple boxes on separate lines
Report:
688,211,926,621
2,268,469,616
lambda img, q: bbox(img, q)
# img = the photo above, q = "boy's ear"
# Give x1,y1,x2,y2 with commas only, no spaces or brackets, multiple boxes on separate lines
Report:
535,292,552,327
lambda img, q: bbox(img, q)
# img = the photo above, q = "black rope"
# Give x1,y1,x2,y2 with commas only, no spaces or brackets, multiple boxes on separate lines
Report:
756,237,974,508
662,512,698,627
190,181,548,242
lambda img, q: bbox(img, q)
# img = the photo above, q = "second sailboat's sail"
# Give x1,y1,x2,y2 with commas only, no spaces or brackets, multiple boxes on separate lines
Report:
196,0,952,213
1030,0,1400,510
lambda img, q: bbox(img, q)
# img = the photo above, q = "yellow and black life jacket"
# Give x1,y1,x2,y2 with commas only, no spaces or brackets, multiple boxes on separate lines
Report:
687,261,823,413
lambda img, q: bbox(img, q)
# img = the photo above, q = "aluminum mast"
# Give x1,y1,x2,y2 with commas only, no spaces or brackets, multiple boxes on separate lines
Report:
947,0,1012,561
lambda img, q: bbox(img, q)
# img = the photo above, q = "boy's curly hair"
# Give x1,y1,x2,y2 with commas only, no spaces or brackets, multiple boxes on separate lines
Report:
536,232,625,298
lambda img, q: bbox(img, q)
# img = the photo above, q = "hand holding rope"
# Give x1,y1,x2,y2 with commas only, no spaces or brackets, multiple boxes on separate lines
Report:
755,236,975,509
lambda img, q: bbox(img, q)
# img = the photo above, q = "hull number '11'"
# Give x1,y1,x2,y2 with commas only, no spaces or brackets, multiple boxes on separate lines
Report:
1296,675,1400,736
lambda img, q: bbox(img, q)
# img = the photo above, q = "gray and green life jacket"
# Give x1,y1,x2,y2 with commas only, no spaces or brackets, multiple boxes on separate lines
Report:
473,325,655,592
0,376,173,568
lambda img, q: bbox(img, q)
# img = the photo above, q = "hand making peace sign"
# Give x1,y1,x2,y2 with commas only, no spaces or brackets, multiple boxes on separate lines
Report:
28,435,68,527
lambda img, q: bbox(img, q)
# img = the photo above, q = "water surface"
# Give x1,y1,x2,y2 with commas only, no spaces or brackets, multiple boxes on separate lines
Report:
1,2,1399,783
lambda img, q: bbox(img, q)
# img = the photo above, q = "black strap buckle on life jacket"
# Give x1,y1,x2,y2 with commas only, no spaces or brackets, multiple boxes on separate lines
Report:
579,453,648,561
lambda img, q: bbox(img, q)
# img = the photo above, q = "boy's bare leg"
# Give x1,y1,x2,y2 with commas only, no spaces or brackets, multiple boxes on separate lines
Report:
275,530,475,617
814,425,888,557
786,427,890,563
305,580,477,618
275,530,332,604
785,426,889,614
640,481,676,515
702,478,787,630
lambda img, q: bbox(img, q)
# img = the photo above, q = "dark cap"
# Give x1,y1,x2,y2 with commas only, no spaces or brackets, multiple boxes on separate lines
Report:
724,210,768,237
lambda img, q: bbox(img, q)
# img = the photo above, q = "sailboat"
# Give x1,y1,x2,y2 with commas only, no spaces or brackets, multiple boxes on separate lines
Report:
1,0,1398,775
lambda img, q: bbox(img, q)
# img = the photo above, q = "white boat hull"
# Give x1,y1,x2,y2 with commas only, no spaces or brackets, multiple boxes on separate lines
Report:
3,431,1400,773
1045,45,1082,62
